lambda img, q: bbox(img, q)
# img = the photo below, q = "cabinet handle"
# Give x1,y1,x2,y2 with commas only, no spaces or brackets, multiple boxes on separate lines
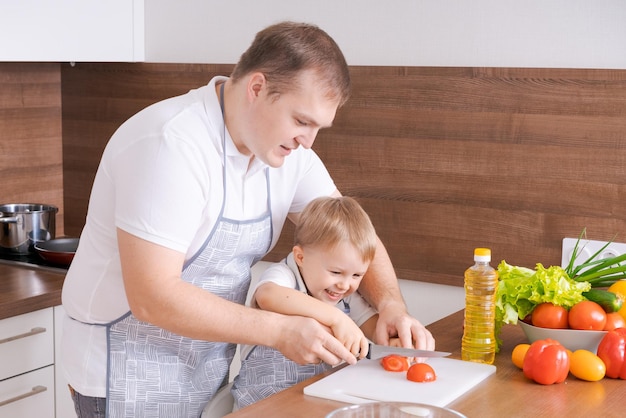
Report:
0,326,47,344
0,385,47,407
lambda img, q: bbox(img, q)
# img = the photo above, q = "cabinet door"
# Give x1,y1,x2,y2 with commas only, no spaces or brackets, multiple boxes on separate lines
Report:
54,305,76,418
0,0,144,62
0,365,55,418
0,308,54,380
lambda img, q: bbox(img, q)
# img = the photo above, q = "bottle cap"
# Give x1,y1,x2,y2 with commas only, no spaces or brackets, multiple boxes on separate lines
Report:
474,247,491,262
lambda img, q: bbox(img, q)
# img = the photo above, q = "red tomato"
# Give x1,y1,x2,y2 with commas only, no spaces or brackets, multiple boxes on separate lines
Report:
569,301,607,330
523,338,570,385
380,355,409,372
531,303,569,329
406,362,436,382
604,312,626,331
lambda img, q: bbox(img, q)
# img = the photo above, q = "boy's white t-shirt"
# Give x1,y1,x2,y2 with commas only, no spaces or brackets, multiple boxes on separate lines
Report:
240,252,377,360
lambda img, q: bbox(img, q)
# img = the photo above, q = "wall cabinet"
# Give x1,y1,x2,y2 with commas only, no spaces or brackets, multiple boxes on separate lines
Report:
0,308,55,417
0,0,144,62
2,2,624,67
141,1,626,68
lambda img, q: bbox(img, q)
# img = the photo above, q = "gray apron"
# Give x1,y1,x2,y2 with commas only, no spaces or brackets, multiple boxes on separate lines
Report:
106,83,273,417
231,256,332,409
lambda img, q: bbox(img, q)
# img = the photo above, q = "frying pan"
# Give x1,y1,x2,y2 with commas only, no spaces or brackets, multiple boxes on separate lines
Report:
34,237,79,267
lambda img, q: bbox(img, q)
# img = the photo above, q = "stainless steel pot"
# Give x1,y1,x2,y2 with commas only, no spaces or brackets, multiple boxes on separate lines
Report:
0,203,58,254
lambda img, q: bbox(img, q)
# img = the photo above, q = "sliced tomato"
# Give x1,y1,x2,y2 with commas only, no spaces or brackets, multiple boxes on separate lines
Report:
406,362,436,382
380,355,409,372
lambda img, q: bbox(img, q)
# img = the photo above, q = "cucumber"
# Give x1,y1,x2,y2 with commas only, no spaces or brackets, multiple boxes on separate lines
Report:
582,288,623,313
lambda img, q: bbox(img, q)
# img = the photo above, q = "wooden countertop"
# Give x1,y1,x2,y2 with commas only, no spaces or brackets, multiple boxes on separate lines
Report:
0,262,65,320
227,310,625,418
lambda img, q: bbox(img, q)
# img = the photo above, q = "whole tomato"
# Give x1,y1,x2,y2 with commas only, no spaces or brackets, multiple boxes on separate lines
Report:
531,303,569,329
569,349,606,382
523,338,570,385
604,312,626,331
511,343,530,369
596,327,626,379
568,300,607,330
608,280,626,322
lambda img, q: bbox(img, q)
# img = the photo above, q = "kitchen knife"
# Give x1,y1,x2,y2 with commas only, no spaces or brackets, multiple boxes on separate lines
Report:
366,343,451,359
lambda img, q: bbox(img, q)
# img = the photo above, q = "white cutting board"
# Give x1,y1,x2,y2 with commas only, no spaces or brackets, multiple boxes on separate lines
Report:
304,358,496,407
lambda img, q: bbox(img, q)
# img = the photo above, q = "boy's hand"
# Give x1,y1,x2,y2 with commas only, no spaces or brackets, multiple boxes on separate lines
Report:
329,311,370,359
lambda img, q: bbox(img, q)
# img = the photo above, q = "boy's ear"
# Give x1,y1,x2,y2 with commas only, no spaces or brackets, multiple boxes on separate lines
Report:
292,245,304,266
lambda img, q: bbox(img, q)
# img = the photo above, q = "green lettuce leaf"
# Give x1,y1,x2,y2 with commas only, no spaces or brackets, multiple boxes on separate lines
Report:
494,260,591,349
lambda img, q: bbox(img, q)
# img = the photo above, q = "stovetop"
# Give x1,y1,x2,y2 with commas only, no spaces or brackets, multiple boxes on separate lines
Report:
0,252,69,273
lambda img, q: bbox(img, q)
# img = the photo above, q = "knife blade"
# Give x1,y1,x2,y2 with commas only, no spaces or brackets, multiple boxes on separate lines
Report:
366,343,451,359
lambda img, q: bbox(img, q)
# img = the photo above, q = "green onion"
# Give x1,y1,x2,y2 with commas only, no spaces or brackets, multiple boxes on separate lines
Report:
565,228,626,288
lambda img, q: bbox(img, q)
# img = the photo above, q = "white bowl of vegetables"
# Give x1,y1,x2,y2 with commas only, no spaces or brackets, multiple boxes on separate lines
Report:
519,320,607,352
497,234,626,353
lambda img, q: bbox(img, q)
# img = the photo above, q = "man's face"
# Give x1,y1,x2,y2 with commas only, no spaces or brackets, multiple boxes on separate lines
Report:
238,70,340,168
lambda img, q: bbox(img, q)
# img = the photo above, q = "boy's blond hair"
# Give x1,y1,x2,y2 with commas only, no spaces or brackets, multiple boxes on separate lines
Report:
294,196,377,262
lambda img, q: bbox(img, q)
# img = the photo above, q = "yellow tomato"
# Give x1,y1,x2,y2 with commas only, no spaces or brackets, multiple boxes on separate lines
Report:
608,280,626,322
569,349,606,382
511,343,530,369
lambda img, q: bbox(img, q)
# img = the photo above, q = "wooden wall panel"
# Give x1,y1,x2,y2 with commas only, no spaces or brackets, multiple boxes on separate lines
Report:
61,63,626,287
0,63,64,235
306,67,626,286
61,63,234,236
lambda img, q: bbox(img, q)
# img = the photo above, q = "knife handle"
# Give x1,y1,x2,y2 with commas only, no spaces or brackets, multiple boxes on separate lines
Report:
365,343,372,359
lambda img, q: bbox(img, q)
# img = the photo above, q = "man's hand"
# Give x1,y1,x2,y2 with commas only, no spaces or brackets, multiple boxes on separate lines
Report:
374,301,435,351
273,315,359,366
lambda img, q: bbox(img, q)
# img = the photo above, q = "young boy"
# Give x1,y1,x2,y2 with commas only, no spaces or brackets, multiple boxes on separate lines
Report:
231,196,397,409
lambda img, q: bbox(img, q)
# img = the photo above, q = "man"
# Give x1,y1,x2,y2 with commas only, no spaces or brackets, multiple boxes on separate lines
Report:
61,21,434,418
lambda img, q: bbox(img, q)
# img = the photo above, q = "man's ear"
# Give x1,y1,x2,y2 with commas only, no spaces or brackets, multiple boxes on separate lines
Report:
247,72,266,101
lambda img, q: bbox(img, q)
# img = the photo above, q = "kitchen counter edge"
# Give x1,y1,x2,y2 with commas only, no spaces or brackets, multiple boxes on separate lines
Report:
0,263,65,320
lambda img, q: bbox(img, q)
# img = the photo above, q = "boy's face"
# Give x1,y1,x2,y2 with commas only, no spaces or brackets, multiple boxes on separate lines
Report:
237,70,339,168
293,241,370,305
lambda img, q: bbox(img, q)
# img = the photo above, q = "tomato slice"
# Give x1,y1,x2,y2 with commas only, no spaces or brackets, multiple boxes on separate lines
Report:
406,362,437,382
380,355,409,372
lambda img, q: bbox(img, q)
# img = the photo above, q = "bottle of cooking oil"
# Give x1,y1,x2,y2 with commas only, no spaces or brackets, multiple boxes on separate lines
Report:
461,247,498,364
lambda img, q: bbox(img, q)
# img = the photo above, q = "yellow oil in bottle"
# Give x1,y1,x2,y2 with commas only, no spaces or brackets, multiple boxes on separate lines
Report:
461,248,498,364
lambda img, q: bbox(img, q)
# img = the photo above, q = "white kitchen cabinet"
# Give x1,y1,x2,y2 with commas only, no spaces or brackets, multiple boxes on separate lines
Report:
0,0,144,62
54,305,75,418
0,308,55,418
0,366,55,418
141,1,626,69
